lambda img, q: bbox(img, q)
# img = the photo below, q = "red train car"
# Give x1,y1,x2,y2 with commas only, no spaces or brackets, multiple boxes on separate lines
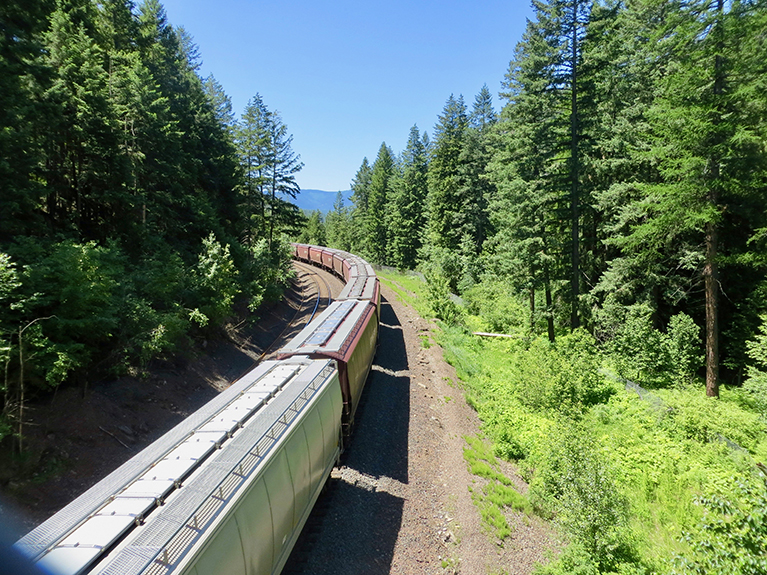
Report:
277,300,378,434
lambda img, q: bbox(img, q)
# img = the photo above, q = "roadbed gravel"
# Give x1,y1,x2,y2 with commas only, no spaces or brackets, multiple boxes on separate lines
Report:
283,282,557,575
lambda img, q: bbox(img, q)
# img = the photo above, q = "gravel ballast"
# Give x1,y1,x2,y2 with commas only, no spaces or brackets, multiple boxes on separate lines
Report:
283,283,557,574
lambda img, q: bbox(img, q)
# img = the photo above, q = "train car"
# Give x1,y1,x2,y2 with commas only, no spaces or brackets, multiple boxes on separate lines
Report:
328,249,358,281
277,300,378,435
16,243,381,575
337,274,381,312
16,358,342,575
294,243,310,262
319,248,335,271
308,245,324,266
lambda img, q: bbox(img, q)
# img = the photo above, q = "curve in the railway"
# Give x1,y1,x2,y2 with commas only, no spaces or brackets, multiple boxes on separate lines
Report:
13,244,380,575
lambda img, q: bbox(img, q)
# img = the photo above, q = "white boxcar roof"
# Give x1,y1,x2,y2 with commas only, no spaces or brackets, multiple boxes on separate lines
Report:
17,358,335,575
278,300,372,357
338,275,378,302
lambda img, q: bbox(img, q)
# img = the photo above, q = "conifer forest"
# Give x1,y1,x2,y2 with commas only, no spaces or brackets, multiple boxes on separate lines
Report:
3,0,767,573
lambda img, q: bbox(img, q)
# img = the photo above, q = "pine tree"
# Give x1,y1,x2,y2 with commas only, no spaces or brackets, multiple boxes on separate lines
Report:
470,84,497,134
365,143,396,264
265,110,303,248
203,74,236,134
237,94,271,244
298,211,326,246
43,0,118,240
0,0,50,241
349,157,373,253
425,94,468,253
489,42,564,340
586,0,685,337
388,126,429,269
325,191,353,251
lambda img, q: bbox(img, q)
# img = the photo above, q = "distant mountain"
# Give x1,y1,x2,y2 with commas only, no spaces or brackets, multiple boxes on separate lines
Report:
293,189,353,214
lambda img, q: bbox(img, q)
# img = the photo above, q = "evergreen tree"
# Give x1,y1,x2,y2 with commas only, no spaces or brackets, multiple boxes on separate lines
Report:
349,157,373,253
365,142,396,264
0,0,50,241
298,211,326,246
43,0,119,241
488,36,565,340
203,74,236,133
265,109,303,247
325,191,353,251
488,0,594,329
425,94,469,253
237,94,271,244
388,126,429,269
586,0,686,336
470,83,497,134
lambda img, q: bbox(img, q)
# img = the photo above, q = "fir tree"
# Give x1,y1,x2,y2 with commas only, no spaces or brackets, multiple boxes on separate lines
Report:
469,83,497,134
349,157,373,253
365,143,396,264
388,126,429,269
325,191,353,251
425,94,469,253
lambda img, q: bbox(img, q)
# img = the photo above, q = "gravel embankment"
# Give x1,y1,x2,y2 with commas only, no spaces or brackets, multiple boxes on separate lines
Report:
283,284,557,575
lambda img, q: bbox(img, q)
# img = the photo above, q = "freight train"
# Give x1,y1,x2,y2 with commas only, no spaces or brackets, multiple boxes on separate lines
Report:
14,244,380,575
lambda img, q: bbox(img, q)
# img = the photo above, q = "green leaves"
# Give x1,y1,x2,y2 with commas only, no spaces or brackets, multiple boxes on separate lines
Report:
673,479,767,575
190,233,240,327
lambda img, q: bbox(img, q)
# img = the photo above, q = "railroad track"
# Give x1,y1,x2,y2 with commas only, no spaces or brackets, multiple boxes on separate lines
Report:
255,261,335,362
293,260,334,322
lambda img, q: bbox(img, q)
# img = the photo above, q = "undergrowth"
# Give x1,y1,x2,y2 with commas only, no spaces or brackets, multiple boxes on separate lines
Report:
463,435,531,543
377,270,767,573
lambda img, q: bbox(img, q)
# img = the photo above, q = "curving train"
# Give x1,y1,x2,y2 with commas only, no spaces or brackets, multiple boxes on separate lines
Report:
14,244,380,575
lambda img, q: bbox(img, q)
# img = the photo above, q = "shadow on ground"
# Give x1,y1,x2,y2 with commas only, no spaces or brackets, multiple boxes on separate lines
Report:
283,295,411,574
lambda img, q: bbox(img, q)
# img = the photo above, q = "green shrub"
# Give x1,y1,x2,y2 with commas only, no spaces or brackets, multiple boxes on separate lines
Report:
248,236,296,309
530,422,639,573
425,273,463,325
672,477,767,575
16,241,123,385
190,233,240,326
608,306,703,389
462,280,528,335
418,239,463,292
667,313,703,384
744,315,767,420
511,330,614,414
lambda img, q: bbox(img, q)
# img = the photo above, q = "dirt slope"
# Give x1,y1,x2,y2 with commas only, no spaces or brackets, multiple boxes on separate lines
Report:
284,283,556,574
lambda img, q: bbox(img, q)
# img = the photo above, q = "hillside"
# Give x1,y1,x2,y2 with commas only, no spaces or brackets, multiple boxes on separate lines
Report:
294,189,353,214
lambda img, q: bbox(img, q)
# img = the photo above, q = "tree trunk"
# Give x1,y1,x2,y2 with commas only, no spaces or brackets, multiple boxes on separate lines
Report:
704,220,719,397
544,264,555,343
570,0,581,330
705,0,724,398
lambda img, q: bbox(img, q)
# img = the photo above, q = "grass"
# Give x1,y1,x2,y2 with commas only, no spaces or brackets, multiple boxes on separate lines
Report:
378,268,767,571
377,269,431,316
463,434,531,544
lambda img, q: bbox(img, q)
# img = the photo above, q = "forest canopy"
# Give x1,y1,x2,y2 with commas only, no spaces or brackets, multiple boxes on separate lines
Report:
316,0,767,401
0,0,304,445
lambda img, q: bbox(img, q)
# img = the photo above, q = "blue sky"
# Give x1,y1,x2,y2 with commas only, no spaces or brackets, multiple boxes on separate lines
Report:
160,0,535,192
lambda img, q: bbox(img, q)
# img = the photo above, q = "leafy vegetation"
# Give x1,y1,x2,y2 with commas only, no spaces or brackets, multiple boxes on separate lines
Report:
0,0,302,450
378,268,767,574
